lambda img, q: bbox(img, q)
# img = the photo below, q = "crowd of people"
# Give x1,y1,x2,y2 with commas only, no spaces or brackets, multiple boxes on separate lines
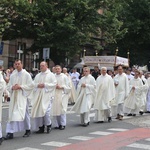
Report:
0,59,150,146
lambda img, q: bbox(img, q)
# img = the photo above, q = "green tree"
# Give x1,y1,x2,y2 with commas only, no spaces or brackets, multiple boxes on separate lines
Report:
111,0,150,66
0,0,36,40
0,0,127,65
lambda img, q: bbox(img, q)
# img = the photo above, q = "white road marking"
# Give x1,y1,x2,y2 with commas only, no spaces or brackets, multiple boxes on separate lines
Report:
127,143,150,149
107,128,128,132
41,141,71,147
89,131,113,135
16,147,42,150
69,136,94,141
145,138,150,141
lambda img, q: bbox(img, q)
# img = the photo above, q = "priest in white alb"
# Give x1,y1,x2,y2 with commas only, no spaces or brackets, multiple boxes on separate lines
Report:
124,70,143,116
63,67,76,104
113,65,129,120
139,71,149,114
5,60,34,139
71,67,96,127
71,68,80,89
94,67,115,123
52,65,71,130
146,75,150,112
30,62,57,133
0,73,6,145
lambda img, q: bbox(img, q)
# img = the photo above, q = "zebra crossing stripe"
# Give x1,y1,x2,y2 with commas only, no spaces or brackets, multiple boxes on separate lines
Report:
127,143,150,149
16,147,42,150
41,141,71,147
107,128,128,132
145,138,150,141
89,131,113,135
69,136,94,141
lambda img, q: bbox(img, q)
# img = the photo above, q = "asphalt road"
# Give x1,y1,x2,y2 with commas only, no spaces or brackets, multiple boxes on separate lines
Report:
1,103,150,150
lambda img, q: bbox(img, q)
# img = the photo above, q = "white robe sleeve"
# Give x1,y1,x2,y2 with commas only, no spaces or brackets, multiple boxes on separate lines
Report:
62,75,71,94
85,77,96,95
44,73,57,92
20,73,34,97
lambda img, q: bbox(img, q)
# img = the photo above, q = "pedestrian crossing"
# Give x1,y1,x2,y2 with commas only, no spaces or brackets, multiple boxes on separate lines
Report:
15,127,126,149
14,127,150,150
15,141,150,150
3,103,150,150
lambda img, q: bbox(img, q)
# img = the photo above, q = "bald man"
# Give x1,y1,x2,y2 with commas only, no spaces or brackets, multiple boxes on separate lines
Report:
94,67,115,123
71,67,96,126
30,62,57,133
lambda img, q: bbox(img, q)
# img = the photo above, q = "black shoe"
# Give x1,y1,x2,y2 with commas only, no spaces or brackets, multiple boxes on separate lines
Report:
59,125,65,130
4,133,13,140
71,102,75,105
108,117,112,122
97,121,104,123
23,130,31,137
127,113,132,116
83,122,90,127
36,125,45,133
47,124,52,134
145,111,150,113
139,111,144,115
0,138,4,145
115,114,120,119
133,114,136,116
54,127,59,129
118,115,123,120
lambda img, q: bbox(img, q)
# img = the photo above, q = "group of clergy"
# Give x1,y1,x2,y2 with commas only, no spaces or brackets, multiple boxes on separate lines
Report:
0,60,71,145
71,65,150,127
0,59,150,146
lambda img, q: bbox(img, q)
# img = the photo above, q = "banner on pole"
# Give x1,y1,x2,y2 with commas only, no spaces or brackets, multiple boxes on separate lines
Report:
43,48,50,60
0,42,4,55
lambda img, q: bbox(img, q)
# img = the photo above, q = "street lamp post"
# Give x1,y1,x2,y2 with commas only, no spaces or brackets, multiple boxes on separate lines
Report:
33,52,39,70
95,50,98,56
114,47,119,67
83,48,86,57
127,50,130,67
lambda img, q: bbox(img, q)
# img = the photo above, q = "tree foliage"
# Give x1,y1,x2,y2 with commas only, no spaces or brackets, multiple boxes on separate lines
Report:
111,0,150,66
0,0,126,64
1,0,149,66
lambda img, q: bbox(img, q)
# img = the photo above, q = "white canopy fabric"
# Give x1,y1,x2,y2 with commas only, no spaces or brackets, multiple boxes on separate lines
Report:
73,56,129,70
